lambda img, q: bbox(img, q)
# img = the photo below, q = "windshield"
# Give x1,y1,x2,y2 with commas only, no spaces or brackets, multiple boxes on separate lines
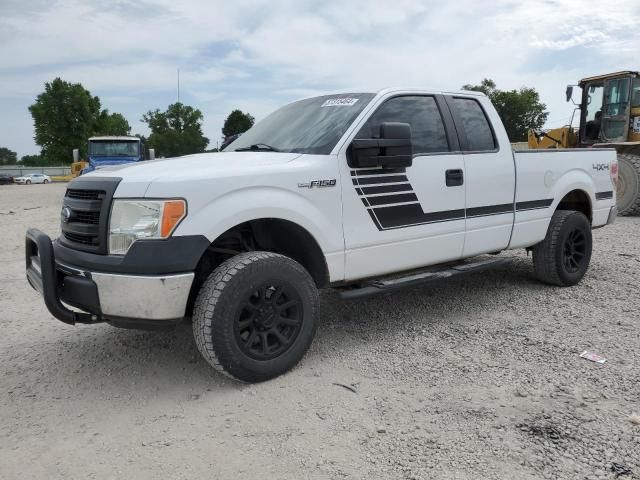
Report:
89,140,139,157
225,93,375,154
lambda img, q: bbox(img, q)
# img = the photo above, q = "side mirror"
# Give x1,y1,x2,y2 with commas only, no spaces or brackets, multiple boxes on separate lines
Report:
148,148,155,160
349,122,413,169
565,85,574,103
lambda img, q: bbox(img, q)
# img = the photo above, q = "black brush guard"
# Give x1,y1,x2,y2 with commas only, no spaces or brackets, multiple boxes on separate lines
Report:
25,228,100,325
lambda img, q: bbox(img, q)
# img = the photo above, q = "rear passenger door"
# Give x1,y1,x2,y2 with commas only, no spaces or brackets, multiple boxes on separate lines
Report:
341,94,466,280
445,95,516,256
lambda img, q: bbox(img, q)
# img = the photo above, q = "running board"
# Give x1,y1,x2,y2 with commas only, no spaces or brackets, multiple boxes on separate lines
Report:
338,257,511,300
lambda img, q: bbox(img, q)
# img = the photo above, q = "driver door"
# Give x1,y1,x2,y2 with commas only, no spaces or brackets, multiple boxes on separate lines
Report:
602,77,631,141
339,94,466,281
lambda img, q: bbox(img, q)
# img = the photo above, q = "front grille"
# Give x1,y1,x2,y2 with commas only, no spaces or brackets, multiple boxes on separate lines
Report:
61,189,103,250
59,177,121,254
63,231,97,245
74,211,100,225
66,189,102,200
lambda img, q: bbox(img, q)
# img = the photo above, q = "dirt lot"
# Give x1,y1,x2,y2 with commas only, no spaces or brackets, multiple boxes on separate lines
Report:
1,182,639,480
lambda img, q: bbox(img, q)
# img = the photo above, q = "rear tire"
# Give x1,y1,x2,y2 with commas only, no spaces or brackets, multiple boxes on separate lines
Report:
617,153,640,216
193,251,319,382
26,180,31,185
532,210,592,286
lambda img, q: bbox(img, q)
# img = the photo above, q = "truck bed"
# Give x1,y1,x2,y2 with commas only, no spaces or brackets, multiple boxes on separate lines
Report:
509,148,617,248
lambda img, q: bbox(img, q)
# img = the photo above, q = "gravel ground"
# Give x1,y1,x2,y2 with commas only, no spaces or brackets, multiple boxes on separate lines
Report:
1,183,639,480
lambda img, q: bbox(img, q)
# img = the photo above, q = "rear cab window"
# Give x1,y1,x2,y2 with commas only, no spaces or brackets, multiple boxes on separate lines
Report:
449,97,497,152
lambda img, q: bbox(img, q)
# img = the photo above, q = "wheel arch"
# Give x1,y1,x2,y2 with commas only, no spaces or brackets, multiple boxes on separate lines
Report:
185,217,330,318
556,188,593,223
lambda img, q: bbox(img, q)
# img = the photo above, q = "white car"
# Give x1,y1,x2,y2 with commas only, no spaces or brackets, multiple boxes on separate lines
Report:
15,173,51,185
25,88,618,382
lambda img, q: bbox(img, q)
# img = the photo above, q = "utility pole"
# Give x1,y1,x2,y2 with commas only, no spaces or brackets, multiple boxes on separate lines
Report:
177,68,180,103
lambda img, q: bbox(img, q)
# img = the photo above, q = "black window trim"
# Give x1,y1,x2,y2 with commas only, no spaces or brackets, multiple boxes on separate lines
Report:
356,93,458,158
444,95,500,154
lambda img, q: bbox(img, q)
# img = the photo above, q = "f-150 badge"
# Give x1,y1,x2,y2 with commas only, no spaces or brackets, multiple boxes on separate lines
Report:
298,179,337,188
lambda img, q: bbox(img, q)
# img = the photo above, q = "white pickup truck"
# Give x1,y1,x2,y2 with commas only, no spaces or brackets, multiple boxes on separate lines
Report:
26,88,618,382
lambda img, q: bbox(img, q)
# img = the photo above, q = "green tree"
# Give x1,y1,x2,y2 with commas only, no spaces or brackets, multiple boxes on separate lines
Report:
95,111,131,136
29,77,131,164
29,78,101,164
0,147,18,165
462,79,548,141
222,109,254,138
19,154,43,166
462,78,497,97
141,102,209,157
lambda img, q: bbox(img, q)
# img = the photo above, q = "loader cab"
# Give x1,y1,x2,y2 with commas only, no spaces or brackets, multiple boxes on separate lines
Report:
577,71,640,145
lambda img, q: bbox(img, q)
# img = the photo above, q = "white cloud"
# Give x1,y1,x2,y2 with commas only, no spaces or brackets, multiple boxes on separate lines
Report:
0,0,639,156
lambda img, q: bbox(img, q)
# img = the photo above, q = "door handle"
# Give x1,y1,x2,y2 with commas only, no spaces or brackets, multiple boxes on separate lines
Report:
445,169,464,187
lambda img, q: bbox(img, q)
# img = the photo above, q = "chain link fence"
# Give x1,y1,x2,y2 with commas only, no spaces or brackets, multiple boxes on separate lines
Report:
0,166,71,177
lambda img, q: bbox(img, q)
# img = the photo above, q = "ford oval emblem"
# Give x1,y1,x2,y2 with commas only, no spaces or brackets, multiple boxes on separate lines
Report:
61,206,72,223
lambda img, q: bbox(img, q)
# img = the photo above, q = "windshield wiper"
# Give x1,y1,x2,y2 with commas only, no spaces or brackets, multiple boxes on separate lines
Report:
234,143,279,152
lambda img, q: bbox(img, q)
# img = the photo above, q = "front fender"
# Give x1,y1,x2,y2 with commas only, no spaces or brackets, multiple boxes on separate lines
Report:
174,185,345,280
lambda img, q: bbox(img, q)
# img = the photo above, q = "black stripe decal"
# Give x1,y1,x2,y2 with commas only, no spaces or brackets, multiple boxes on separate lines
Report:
369,199,551,230
353,175,409,185
367,209,383,230
350,167,554,230
466,203,514,218
359,183,413,195
596,191,613,200
352,167,406,176
365,193,419,206
373,204,465,229
516,199,553,211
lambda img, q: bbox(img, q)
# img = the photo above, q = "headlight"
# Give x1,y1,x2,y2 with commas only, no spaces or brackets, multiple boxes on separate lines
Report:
109,199,186,255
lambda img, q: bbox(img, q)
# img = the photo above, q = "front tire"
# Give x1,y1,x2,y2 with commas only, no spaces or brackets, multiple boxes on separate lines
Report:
26,180,31,185
193,252,319,382
532,210,592,286
43,179,49,184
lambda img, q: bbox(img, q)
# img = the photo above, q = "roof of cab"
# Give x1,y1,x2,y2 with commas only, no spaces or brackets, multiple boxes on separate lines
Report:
88,136,140,141
578,71,640,86
375,87,486,97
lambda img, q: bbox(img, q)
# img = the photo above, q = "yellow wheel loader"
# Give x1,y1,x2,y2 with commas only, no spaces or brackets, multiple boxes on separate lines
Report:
529,71,640,215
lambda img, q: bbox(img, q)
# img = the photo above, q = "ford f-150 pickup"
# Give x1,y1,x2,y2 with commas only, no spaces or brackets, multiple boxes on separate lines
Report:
25,88,618,382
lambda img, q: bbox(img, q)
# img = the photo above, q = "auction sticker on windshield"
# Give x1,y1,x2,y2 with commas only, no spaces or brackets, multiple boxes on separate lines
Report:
321,98,359,107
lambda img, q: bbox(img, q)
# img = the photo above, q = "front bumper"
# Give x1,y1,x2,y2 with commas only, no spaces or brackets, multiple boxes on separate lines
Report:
26,229,195,327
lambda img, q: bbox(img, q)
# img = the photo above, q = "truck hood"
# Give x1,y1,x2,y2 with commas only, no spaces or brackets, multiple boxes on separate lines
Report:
84,151,303,197
88,155,139,168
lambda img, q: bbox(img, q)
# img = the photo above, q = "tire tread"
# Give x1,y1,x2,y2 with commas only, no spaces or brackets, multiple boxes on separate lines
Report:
532,210,591,286
192,251,318,382
618,153,640,216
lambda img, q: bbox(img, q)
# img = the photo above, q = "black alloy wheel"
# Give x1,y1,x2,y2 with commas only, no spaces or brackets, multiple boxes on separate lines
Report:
193,251,319,382
532,209,592,286
562,228,587,274
235,283,302,360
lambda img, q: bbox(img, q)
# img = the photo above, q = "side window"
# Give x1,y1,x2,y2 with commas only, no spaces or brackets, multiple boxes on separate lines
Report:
452,98,496,151
632,78,640,108
357,96,449,154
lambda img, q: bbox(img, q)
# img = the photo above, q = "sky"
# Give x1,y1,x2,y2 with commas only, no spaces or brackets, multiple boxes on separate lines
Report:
1,0,639,158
